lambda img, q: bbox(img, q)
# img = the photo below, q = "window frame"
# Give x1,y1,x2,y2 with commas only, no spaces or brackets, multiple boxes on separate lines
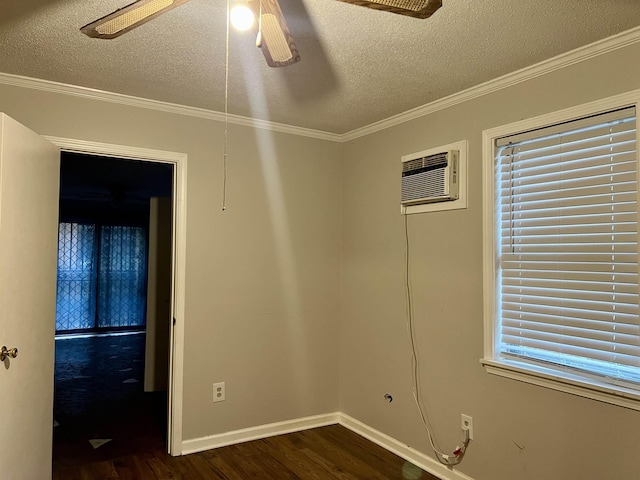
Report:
482,89,640,410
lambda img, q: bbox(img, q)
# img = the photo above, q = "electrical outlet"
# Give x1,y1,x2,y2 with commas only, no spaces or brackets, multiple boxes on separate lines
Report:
213,382,225,403
461,414,474,440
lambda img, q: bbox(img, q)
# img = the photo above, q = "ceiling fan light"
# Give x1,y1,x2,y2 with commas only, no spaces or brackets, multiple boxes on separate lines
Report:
230,4,255,31
337,0,442,19
81,0,188,39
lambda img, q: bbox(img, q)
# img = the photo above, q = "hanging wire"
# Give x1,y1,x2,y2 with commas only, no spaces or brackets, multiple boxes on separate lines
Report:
404,214,440,451
222,0,231,212
404,213,470,466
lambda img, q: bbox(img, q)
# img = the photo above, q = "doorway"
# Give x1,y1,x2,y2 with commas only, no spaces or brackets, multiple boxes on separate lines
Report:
45,136,188,459
53,152,173,468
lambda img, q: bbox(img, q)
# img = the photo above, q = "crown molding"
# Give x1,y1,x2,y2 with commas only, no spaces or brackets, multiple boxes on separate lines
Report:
340,25,640,142
1,26,639,144
0,72,341,143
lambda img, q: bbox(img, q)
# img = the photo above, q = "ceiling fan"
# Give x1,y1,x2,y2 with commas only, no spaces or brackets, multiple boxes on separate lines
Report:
80,0,442,68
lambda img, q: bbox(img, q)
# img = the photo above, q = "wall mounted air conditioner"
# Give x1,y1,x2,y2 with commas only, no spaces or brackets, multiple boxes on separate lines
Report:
401,150,459,206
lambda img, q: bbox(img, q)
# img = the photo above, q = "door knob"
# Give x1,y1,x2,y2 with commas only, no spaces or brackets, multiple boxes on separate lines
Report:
0,346,18,361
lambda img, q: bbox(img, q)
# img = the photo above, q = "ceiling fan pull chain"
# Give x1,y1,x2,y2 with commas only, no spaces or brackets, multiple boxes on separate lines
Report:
222,0,230,212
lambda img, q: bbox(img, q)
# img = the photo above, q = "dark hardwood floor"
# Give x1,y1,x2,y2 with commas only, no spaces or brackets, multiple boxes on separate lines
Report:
52,334,437,479
53,424,437,480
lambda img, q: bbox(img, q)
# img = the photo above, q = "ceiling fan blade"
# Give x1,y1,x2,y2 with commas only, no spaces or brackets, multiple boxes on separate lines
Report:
337,0,442,19
253,0,300,68
81,0,189,39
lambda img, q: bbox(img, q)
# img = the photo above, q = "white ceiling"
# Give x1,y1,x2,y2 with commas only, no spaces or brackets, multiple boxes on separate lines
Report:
1,0,640,134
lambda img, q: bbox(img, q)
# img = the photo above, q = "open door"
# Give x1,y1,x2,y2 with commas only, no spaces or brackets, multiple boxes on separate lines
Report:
0,114,60,479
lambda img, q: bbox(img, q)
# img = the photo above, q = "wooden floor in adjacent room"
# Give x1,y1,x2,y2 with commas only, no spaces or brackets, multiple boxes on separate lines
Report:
53,424,439,480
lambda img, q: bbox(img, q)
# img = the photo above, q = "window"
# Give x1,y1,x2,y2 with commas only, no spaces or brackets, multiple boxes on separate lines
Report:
482,94,640,409
56,222,148,333
56,223,96,331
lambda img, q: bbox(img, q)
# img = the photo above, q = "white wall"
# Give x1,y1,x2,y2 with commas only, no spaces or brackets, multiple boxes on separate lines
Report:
339,42,640,479
0,84,342,441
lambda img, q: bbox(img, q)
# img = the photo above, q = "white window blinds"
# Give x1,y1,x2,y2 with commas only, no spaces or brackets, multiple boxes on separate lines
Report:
495,107,640,388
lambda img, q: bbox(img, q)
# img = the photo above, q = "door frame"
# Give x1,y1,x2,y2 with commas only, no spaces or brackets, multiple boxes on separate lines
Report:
46,136,187,456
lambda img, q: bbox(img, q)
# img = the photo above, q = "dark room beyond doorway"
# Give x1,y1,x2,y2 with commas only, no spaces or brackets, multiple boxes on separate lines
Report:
53,152,174,472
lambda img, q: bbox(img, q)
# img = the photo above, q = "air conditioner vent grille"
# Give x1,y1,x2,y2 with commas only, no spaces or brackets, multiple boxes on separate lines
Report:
401,169,446,202
401,149,458,206
402,152,448,175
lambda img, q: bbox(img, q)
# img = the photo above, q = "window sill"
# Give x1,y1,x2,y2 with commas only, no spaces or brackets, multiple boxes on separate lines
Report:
481,358,640,411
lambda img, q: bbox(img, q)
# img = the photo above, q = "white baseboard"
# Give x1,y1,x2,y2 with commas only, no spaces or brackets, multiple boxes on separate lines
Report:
182,411,476,480
181,412,340,455
339,414,475,480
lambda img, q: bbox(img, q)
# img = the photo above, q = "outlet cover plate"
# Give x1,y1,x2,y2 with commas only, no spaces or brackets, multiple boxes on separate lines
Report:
461,414,474,440
213,382,225,403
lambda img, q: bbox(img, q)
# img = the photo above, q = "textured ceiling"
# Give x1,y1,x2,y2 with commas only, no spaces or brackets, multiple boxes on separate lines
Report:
1,0,640,134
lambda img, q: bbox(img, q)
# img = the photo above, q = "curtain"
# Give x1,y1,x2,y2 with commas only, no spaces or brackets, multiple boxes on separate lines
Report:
56,223,148,333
